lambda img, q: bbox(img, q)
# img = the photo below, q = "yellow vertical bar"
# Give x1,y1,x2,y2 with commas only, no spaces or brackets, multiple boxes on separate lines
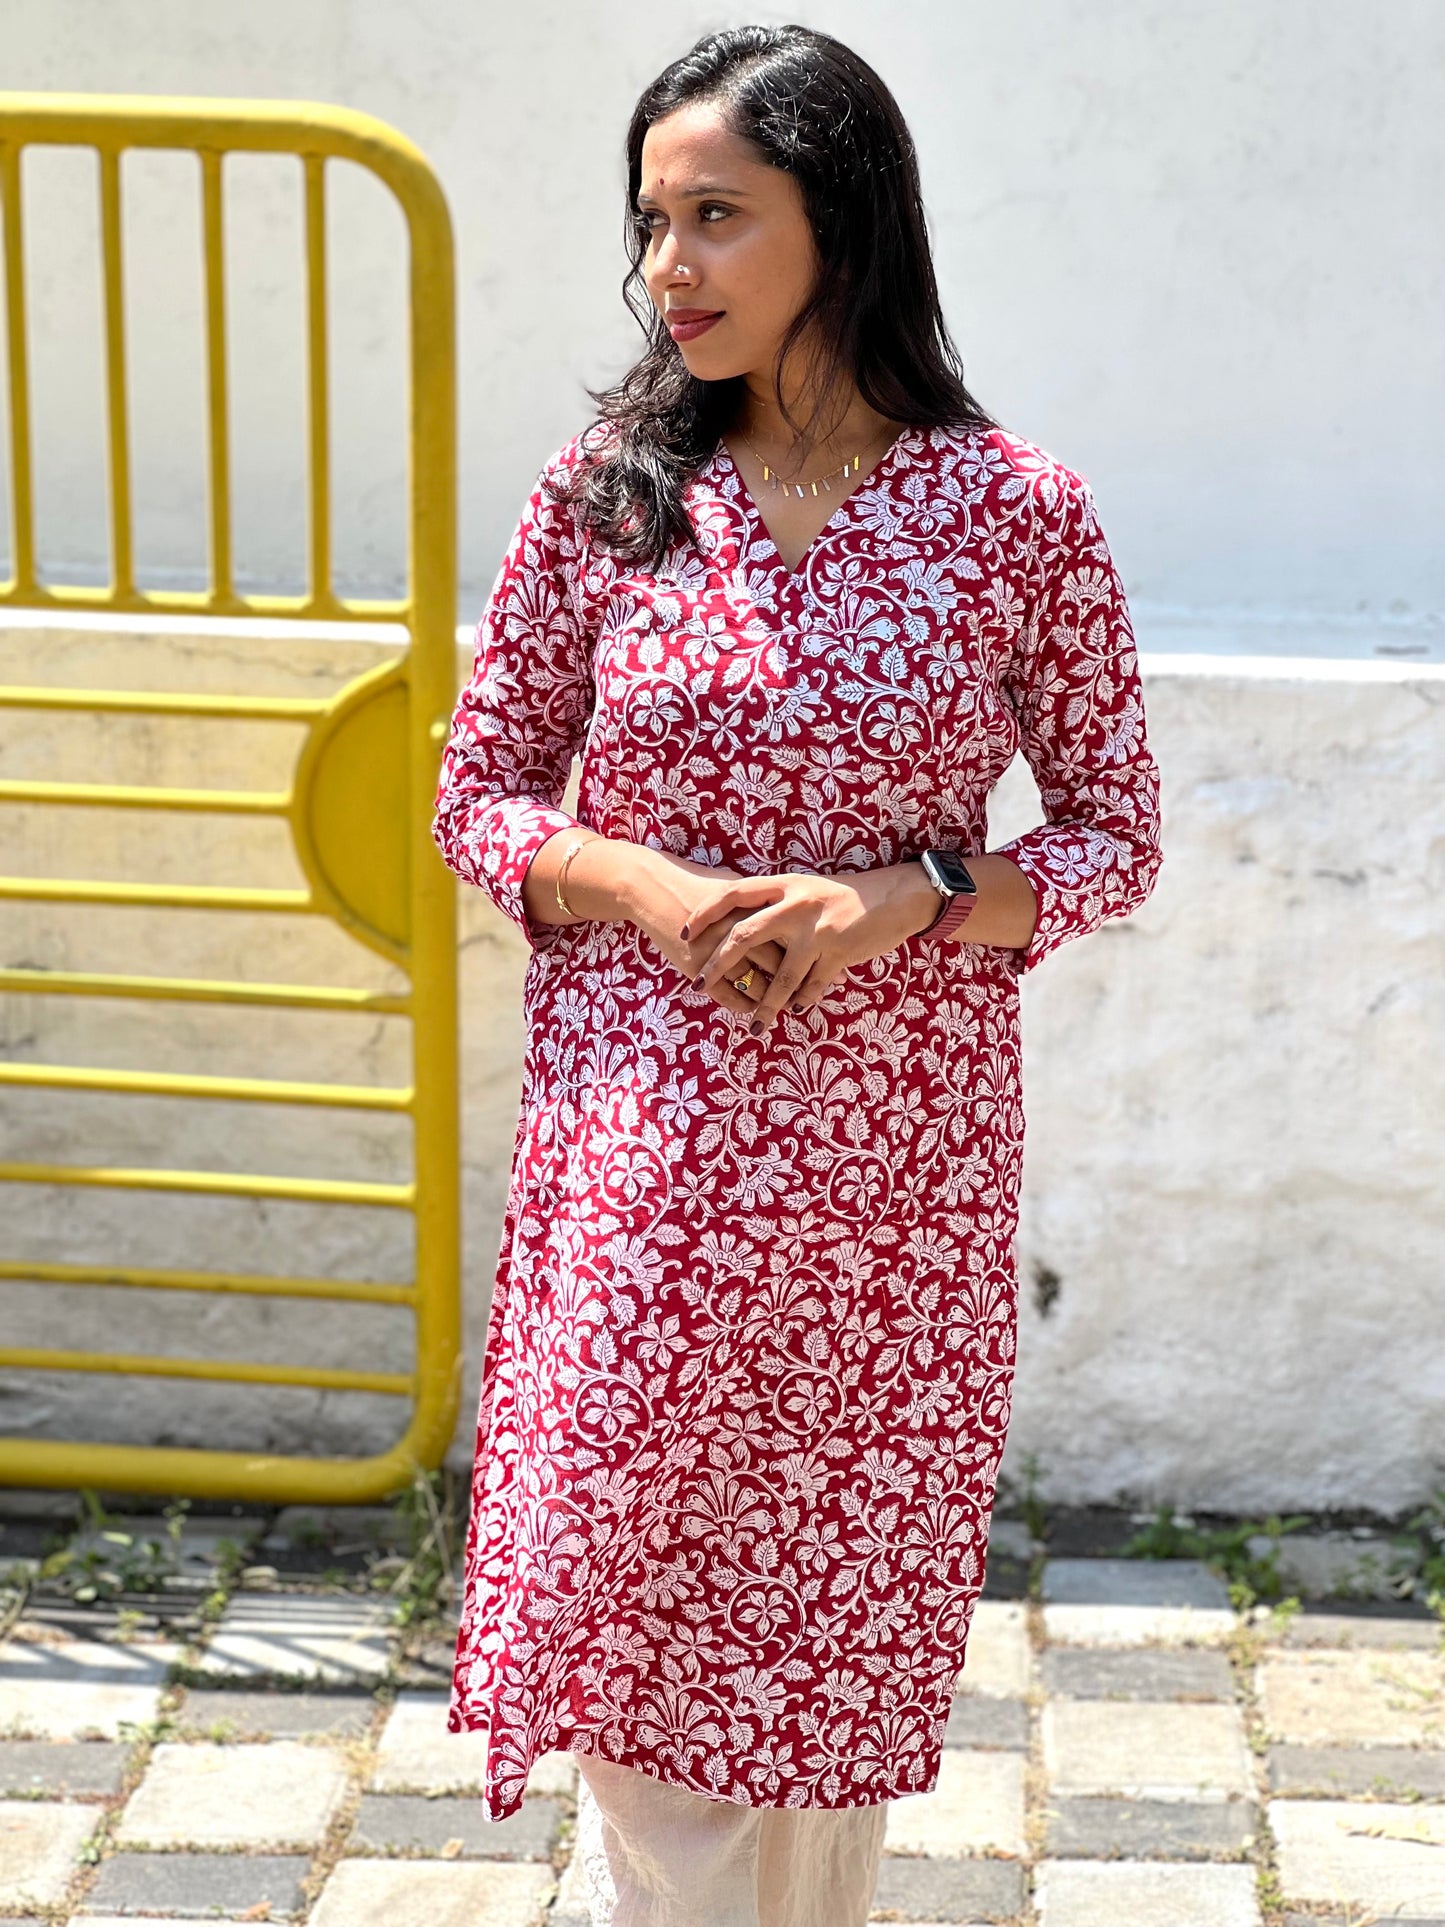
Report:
303,152,330,606
200,148,232,602
98,145,133,598
0,140,35,592
405,158,461,1470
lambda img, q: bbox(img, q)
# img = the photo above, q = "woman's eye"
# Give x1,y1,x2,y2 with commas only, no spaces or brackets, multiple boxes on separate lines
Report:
635,204,730,234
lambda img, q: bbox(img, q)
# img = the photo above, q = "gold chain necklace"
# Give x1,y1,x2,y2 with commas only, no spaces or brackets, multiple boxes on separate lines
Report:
739,433,866,499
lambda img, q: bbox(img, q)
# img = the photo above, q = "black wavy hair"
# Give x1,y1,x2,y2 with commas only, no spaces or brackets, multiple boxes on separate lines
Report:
546,22,997,571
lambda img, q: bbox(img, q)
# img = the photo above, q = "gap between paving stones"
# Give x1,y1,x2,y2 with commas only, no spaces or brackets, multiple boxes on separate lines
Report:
1223,1599,1292,1924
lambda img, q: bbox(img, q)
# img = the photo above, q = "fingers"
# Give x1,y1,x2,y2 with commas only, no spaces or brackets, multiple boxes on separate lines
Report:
679,876,785,943
687,912,767,986
681,906,804,1029
693,940,833,1033
741,948,817,1035
688,937,788,1024
782,959,833,1011
705,954,773,1023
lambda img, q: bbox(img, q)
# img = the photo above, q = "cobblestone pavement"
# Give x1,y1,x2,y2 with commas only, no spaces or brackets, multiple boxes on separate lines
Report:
0,1500,1441,1923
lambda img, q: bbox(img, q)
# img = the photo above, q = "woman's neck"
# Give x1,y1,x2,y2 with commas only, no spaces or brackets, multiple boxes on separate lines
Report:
734,379,898,478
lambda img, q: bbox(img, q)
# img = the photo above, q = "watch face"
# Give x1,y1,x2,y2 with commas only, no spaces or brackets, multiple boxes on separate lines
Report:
924,849,977,896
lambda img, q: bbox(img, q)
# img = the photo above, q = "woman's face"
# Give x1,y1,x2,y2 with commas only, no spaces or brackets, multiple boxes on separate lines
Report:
638,102,819,387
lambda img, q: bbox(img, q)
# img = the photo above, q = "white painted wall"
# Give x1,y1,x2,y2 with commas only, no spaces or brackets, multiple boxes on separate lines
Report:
2,6,1442,1510
992,657,1445,1516
2,619,1441,1514
1,0,1441,644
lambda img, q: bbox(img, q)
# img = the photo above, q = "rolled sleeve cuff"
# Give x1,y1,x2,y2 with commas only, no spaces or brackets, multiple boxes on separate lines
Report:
443,800,583,953
992,829,1095,976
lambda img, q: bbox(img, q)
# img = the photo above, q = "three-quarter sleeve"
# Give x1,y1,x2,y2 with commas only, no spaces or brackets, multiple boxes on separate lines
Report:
993,469,1163,974
432,446,597,953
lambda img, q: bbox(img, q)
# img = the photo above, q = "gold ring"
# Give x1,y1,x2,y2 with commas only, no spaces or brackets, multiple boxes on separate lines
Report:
733,967,756,995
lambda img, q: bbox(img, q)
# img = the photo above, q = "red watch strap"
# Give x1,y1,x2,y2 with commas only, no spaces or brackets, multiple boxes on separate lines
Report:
925,886,978,942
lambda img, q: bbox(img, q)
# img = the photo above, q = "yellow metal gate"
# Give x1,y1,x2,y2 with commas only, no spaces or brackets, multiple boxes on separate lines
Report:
0,94,460,1502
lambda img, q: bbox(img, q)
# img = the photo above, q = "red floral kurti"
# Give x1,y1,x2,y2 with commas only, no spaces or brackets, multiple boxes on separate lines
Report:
433,422,1161,1821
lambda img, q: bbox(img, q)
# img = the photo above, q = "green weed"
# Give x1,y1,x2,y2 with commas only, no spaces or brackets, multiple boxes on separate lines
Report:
1122,1506,1310,1608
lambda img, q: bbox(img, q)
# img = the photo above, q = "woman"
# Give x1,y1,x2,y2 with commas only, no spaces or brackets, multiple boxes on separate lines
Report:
433,23,1161,1927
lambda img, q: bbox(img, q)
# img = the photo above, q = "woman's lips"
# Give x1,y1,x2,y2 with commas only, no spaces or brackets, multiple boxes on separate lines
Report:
668,311,724,342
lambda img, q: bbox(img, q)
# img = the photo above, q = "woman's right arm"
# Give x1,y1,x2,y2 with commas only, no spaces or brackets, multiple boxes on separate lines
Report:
431,446,602,953
432,446,784,1002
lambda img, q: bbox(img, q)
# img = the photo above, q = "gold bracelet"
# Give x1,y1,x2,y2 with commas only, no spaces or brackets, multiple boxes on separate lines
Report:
554,835,591,920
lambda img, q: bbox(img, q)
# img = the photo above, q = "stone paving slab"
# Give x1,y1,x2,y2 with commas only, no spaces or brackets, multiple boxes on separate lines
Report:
1282,1918,1445,1927
956,1601,1032,1697
1041,1646,1235,1701
980,1556,1029,1600
1270,1798,1445,1918
942,1693,1030,1750
1034,1859,1262,1926
348,1791,564,1860
1044,1795,1258,1858
0,1636,177,1739
1043,1701,1254,1799
1268,1742,1445,1797
871,1852,1027,1921
883,1749,1027,1857
369,1690,487,1792
20,1595,199,1641
369,1691,577,1795
392,1632,457,1689
192,1591,395,1683
1277,1608,1444,1650
1042,1561,1237,1649
1042,1560,1232,1609
549,1843,592,1927
0,1799,98,1911
82,1850,311,1917
116,1739,349,1849
1258,1648,1445,1747
174,1687,375,1738
987,1518,1034,1561
1260,1530,1418,1600
1043,1602,1239,1648
307,1857,556,1926
0,1738,126,1796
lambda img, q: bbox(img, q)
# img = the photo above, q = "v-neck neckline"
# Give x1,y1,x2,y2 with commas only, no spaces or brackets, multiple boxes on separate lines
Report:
713,425,920,585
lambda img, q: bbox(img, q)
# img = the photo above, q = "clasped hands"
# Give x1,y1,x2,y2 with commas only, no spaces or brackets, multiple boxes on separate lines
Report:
646,860,915,1038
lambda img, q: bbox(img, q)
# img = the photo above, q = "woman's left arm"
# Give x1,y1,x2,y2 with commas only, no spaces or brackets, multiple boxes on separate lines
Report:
989,468,1163,975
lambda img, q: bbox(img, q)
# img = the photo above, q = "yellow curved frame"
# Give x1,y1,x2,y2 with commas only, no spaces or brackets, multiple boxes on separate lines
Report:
0,94,459,1502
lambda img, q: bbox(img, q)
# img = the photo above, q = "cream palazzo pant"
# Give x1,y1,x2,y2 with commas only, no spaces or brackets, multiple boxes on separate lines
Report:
570,1753,889,1927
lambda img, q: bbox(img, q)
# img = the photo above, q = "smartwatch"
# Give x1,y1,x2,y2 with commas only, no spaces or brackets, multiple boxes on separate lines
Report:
919,849,979,942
